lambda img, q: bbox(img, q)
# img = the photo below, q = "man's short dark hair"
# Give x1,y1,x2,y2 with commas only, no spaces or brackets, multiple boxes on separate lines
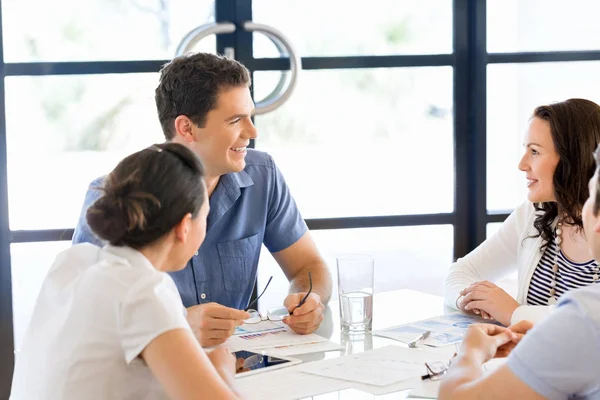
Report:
155,53,251,140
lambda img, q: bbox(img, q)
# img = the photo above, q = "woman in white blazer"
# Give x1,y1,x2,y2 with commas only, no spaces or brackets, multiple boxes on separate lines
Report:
444,98,600,326
11,143,243,399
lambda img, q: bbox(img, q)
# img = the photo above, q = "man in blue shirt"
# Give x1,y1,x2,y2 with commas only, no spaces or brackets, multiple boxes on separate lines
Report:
438,145,600,399
73,53,332,347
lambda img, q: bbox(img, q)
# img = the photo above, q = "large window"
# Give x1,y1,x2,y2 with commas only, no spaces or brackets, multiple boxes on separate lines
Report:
487,61,600,212
1,1,599,396
487,0,600,53
486,0,600,214
252,0,453,57
6,73,163,230
254,67,454,218
2,0,215,62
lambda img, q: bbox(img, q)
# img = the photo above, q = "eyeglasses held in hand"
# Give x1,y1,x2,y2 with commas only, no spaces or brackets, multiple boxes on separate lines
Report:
244,272,313,324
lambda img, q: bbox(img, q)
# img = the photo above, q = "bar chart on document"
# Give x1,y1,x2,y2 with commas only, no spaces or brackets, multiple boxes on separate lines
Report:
226,320,341,355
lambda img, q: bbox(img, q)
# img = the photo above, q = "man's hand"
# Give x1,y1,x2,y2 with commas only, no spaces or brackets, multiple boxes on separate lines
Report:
508,320,534,335
495,320,535,357
458,324,518,365
282,292,324,334
187,303,250,347
459,281,520,326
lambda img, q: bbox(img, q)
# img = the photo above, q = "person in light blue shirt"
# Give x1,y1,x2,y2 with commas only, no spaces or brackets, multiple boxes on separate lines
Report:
73,52,332,347
439,146,600,399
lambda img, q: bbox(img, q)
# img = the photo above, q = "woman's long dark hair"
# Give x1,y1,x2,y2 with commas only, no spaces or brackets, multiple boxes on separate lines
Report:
532,98,600,249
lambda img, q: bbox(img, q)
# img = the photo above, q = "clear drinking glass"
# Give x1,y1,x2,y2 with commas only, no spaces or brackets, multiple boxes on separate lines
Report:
337,255,374,334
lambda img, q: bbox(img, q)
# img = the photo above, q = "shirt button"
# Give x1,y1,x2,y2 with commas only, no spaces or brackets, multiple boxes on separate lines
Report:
200,293,207,300
195,251,199,256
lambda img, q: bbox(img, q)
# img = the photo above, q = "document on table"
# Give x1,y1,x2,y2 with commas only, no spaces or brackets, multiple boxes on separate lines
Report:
406,353,507,398
234,320,285,335
266,340,343,356
351,346,456,395
296,345,443,387
373,312,500,347
408,378,441,399
225,321,341,355
235,364,354,400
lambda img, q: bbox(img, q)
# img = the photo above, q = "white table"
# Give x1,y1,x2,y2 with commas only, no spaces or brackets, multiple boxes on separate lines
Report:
257,289,452,399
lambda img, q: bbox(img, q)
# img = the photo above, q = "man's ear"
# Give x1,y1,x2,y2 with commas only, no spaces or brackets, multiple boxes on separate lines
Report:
174,213,193,243
174,116,196,143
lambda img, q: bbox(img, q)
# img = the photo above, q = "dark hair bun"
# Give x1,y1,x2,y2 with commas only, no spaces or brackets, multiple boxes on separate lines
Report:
86,177,159,246
86,194,130,244
85,143,206,248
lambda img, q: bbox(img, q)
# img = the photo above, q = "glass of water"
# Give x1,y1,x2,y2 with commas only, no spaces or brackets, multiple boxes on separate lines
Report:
336,255,374,334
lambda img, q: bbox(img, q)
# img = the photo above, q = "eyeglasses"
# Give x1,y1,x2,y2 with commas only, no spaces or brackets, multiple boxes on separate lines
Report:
421,354,455,381
244,272,313,324
421,361,448,381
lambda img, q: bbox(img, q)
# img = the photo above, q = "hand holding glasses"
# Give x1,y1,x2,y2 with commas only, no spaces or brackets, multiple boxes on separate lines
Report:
244,272,313,324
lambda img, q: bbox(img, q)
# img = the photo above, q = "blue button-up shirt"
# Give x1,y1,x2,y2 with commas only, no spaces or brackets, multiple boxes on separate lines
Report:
72,149,307,310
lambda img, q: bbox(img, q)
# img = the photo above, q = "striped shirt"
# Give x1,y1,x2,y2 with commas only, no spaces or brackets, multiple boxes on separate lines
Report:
527,241,599,306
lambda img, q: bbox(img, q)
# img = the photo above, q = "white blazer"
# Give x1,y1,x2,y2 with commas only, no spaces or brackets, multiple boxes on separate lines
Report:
444,201,555,324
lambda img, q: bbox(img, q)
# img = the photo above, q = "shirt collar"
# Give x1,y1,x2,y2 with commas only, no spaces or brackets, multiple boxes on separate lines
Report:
224,169,254,190
207,169,254,232
103,245,156,271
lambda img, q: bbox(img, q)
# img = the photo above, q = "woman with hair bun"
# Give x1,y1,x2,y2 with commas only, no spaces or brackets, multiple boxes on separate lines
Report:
11,143,242,399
